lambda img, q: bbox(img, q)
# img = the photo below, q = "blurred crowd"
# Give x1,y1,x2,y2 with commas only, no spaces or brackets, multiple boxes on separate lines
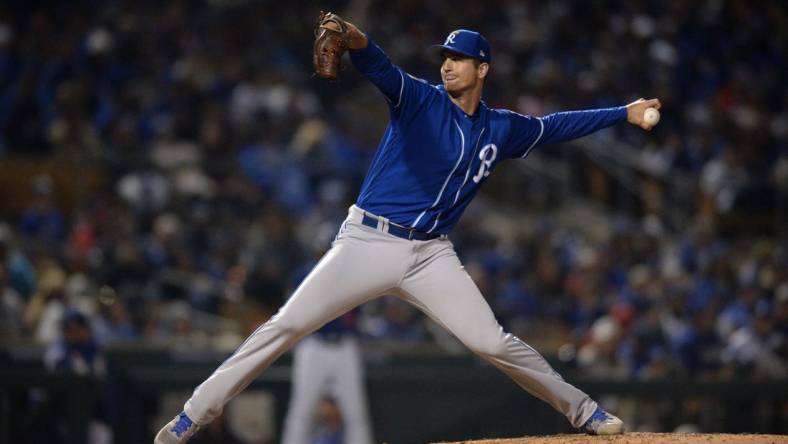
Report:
0,0,786,391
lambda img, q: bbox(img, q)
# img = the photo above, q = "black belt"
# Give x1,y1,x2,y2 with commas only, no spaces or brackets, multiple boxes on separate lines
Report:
360,213,443,241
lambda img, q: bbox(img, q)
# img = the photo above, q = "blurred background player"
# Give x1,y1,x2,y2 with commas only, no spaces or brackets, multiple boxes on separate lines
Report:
42,310,112,444
282,312,372,444
282,257,373,444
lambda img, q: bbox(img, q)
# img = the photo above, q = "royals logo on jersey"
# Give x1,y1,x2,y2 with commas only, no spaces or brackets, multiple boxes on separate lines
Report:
472,143,498,183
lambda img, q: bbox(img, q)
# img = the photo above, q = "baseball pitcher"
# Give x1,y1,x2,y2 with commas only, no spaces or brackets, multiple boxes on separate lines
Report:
156,12,661,443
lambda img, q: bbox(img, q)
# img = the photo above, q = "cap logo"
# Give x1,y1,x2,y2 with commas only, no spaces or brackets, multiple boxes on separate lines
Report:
479,50,485,57
445,31,458,45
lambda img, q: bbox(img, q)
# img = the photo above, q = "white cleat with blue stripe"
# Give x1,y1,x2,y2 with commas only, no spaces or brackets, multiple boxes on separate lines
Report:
154,412,200,444
582,407,625,435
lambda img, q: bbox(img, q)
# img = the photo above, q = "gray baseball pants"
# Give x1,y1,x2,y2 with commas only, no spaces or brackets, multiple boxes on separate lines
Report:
183,205,598,437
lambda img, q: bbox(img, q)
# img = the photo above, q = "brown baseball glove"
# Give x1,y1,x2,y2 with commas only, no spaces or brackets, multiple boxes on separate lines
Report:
313,11,349,81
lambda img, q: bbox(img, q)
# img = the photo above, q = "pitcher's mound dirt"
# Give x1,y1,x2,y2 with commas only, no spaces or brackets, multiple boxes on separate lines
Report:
436,433,787,444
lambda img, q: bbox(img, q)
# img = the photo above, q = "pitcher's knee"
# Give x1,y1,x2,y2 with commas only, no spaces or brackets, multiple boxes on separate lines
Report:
465,336,509,358
267,313,311,339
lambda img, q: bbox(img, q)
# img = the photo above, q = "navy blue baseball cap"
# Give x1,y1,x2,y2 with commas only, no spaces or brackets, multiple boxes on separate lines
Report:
430,29,491,63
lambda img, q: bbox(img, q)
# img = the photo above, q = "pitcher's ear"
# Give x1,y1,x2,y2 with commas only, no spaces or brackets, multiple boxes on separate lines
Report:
478,62,490,79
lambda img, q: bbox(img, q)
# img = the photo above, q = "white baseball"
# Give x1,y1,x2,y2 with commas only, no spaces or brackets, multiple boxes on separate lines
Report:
643,107,660,126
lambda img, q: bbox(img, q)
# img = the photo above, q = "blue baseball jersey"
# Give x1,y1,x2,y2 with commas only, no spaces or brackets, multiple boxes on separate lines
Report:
349,40,627,235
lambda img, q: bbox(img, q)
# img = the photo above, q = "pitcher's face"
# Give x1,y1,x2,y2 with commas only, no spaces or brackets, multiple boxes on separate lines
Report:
441,52,487,94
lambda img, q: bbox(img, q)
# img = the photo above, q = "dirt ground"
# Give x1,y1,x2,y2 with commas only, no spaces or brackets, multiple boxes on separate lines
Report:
435,433,788,444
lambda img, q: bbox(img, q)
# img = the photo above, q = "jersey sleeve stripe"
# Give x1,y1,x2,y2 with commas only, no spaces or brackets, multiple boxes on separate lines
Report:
393,69,405,108
521,117,544,158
